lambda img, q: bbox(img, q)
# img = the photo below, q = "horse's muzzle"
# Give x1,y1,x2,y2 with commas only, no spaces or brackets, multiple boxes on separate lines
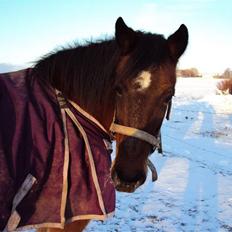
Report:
111,169,146,193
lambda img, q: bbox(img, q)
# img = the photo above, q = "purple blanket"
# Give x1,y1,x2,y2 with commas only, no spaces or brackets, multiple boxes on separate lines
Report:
0,69,115,230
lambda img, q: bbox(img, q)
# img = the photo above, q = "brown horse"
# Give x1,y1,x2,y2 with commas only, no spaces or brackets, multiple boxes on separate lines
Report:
0,17,188,231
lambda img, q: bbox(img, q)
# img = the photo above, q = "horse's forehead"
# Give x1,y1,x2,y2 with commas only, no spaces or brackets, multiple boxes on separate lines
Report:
134,71,152,91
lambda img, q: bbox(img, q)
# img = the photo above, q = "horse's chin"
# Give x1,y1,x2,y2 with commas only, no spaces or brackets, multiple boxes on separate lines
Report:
114,181,141,193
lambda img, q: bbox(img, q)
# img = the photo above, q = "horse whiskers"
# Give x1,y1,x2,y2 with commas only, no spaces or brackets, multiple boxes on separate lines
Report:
134,180,141,190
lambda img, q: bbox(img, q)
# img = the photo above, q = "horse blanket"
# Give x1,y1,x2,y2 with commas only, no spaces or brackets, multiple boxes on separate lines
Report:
0,69,115,231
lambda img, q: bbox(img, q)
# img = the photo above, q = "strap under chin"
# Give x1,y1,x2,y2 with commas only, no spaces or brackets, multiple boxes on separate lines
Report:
147,159,158,182
166,100,172,120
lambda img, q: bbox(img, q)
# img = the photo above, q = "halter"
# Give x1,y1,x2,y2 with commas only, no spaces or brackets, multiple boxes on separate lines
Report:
110,101,172,150
109,101,172,181
110,123,160,148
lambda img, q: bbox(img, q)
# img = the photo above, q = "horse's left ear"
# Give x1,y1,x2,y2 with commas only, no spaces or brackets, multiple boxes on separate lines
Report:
168,24,188,61
115,17,137,55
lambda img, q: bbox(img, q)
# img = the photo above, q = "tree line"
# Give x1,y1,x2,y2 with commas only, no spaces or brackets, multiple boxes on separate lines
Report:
176,68,202,77
213,68,232,79
177,67,232,79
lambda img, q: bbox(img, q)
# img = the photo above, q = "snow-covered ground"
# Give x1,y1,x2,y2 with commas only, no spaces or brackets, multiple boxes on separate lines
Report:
85,78,232,232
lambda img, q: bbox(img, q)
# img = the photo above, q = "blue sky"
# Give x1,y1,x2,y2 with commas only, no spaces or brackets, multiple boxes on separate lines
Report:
0,0,231,74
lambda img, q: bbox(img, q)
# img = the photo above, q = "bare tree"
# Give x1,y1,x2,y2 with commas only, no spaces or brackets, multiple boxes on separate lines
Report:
177,68,201,77
217,79,232,94
214,68,232,79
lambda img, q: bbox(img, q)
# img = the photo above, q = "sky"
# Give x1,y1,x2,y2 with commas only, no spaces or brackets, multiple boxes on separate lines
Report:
0,0,231,74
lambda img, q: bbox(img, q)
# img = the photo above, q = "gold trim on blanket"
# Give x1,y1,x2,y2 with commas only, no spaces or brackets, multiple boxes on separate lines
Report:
59,108,70,225
55,90,108,216
66,211,115,224
3,211,20,232
68,99,108,134
4,174,37,231
64,108,107,215
14,212,115,231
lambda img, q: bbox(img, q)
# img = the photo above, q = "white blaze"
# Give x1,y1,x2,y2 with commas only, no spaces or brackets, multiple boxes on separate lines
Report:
135,71,152,91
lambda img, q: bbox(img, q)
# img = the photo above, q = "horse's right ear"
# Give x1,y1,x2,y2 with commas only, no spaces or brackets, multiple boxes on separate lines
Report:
115,17,137,55
168,24,188,61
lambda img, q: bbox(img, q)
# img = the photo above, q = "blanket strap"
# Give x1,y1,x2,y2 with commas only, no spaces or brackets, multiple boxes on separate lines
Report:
56,90,107,217
59,108,70,225
4,174,37,231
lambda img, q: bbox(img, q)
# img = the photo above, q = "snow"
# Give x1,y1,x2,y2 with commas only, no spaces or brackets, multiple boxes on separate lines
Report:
85,78,232,232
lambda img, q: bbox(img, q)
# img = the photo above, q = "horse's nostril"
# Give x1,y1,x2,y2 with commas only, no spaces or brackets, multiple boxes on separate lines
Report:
118,170,146,183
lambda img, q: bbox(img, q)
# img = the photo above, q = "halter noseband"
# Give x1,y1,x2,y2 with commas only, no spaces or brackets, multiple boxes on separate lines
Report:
110,101,172,149
110,123,160,148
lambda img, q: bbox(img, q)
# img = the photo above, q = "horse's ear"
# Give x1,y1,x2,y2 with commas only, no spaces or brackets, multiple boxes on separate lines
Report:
115,17,137,55
168,24,188,61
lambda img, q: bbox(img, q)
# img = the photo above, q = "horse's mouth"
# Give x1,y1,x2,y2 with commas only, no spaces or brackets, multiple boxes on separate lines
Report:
114,181,141,193
111,172,144,193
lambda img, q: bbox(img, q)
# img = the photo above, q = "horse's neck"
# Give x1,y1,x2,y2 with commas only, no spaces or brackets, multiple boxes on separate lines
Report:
54,42,118,130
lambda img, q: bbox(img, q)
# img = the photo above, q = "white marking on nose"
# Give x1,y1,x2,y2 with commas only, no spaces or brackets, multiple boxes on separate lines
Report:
135,71,152,91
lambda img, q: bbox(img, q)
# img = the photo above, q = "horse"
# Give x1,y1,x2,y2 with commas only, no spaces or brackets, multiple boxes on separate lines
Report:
0,17,188,232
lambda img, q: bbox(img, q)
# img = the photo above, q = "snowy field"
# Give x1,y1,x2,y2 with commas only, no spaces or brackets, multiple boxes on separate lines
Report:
85,78,232,232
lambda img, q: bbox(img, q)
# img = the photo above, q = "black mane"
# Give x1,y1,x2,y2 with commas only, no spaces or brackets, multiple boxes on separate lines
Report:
33,39,120,112
33,32,168,124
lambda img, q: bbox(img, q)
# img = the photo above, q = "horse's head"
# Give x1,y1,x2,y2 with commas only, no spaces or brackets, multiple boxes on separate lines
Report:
111,17,188,192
